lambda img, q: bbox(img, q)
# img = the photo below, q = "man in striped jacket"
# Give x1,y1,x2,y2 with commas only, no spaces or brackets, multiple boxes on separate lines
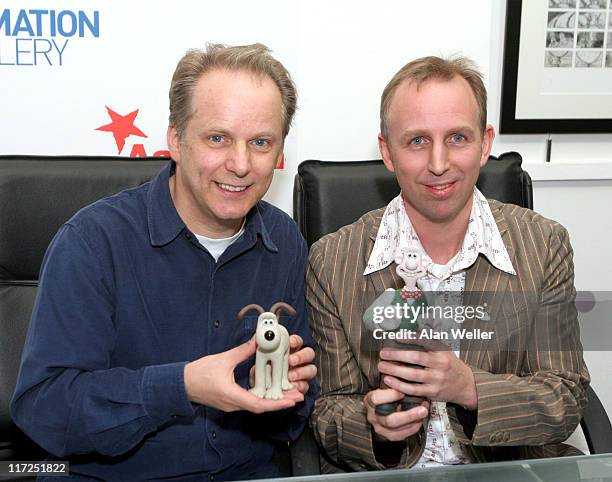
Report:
306,55,589,472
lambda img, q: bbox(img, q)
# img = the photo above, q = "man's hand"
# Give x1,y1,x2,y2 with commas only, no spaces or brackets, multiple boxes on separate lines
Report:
184,337,302,413
378,346,478,410
364,388,429,442
287,334,317,394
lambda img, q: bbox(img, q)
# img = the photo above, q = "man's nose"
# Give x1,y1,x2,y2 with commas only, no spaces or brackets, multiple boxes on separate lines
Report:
428,143,450,176
226,142,250,177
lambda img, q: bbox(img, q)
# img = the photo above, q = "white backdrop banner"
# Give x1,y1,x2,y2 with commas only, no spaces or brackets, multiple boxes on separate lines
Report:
1,0,298,210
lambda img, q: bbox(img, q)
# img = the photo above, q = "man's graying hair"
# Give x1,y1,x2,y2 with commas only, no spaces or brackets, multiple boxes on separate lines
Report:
380,55,487,138
169,43,297,139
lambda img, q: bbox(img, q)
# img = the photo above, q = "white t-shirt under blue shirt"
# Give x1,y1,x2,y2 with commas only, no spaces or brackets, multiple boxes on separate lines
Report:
195,222,246,262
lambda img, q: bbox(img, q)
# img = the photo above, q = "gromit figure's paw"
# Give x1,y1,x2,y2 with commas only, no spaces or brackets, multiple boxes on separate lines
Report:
250,386,266,398
282,379,293,391
264,388,283,400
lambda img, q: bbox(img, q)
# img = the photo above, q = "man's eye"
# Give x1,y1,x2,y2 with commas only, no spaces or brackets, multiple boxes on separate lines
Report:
209,135,224,143
410,137,424,145
252,139,270,148
450,134,466,143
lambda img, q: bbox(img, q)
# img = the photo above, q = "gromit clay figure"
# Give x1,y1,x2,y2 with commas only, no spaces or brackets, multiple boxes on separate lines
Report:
238,302,295,400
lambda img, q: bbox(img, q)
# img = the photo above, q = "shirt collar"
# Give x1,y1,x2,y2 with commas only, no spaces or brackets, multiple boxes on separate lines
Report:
243,204,279,253
147,161,185,247
147,161,277,253
364,188,516,276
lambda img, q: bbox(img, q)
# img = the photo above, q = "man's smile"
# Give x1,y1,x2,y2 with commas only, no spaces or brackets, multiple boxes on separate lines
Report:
423,181,456,196
216,182,249,193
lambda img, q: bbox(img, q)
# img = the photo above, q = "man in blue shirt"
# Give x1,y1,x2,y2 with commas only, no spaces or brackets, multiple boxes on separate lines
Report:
11,43,317,481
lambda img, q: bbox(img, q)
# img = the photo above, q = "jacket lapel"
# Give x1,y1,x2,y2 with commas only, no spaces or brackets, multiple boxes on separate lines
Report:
461,203,516,371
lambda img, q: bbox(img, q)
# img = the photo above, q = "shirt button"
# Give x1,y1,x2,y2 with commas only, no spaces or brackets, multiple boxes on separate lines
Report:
212,431,217,439
185,232,192,240
209,475,214,481
214,320,220,328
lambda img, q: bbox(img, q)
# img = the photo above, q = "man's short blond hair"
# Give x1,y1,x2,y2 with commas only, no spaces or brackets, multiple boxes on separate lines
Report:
169,43,297,139
380,55,487,138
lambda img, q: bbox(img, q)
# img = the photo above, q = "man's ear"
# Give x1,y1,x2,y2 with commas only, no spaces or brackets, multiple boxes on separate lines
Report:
480,124,495,167
378,133,395,173
167,125,181,163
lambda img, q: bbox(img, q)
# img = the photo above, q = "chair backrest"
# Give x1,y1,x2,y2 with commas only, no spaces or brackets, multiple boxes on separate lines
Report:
293,151,532,248
0,155,167,460
0,156,167,282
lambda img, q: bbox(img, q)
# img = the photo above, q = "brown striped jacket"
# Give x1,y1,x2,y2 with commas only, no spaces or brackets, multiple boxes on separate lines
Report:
306,199,589,472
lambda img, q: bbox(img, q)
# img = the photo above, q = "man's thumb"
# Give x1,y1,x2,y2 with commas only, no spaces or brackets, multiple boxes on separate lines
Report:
228,336,257,363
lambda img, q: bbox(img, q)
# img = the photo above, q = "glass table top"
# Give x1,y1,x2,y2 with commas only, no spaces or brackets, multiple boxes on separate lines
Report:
251,453,612,482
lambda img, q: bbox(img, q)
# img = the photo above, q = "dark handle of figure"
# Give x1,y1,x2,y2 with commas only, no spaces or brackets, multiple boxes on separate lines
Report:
375,343,426,416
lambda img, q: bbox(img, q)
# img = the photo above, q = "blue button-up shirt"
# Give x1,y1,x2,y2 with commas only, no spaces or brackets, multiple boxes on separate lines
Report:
11,162,316,481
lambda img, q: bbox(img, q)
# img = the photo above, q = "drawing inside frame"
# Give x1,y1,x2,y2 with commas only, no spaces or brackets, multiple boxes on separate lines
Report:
500,0,612,133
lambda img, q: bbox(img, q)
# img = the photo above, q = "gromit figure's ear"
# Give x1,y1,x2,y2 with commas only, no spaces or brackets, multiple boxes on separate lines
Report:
238,304,265,319
269,302,296,319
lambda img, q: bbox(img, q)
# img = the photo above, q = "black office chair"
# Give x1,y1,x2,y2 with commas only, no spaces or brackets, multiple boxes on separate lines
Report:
291,152,612,475
0,155,167,464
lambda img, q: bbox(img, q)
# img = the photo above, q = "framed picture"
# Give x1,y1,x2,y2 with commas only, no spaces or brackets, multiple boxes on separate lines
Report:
500,0,612,133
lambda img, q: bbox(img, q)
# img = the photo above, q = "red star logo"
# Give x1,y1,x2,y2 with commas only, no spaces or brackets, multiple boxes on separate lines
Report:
96,106,148,154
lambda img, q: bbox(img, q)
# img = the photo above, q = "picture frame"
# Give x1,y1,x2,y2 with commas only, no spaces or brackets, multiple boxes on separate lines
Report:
500,0,612,134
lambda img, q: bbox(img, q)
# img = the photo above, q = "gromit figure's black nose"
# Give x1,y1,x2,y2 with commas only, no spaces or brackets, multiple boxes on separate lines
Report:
264,331,275,341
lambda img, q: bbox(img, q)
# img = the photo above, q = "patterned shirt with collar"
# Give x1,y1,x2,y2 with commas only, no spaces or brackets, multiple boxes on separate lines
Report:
364,188,516,467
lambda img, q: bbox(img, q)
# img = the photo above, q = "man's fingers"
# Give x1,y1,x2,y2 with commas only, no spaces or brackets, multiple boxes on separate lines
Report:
383,375,428,398
290,380,310,395
373,422,424,442
379,404,429,428
282,387,306,403
289,334,303,351
366,391,429,441
370,402,429,440
365,388,404,409
288,363,317,382
378,361,426,383
289,346,315,367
